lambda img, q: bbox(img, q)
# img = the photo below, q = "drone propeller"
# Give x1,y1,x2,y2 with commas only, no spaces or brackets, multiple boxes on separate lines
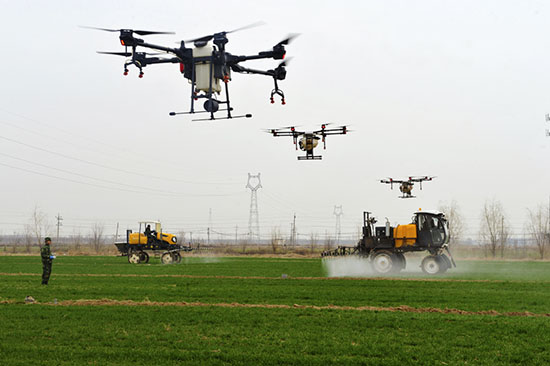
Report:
97,51,132,57
80,25,175,36
275,33,300,46
96,51,167,57
185,21,266,43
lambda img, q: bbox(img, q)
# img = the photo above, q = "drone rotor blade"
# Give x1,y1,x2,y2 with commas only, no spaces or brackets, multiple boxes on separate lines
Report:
97,51,132,57
186,21,266,43
80,25,174,36
133,29,175,36
277,57,293,68
227,21,266,34
80,25,120,32
276,33,300,46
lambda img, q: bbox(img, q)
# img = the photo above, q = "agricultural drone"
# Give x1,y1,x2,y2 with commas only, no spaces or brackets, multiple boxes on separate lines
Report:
267,124,349,160
83,23,297,121
380,176,435,198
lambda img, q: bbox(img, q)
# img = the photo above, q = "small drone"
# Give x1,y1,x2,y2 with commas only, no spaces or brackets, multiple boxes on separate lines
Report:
83,23,297,121
268,124,349,160
380,176,435,198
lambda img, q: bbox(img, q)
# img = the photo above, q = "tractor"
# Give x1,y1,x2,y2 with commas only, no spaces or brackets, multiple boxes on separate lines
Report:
114,221,190,264
322,210,456,275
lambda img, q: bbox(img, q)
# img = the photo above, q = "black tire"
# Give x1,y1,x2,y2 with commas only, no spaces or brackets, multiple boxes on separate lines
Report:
370,250,395,274
172,252,182,264
436,254,451,273
392,253,406,272
139,251,149,264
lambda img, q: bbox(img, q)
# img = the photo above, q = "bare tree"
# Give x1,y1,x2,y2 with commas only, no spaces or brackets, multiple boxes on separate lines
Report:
23,225,34,253
90,223,105,253
72,230,83,252
438,200,465,246
479,199,509,258
270,228,281,254
309,233,318,254
29,206,50,248
526,204,550,259
324,233,334,251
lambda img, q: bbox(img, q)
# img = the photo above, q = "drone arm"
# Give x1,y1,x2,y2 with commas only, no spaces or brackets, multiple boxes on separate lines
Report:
230,64,273,77
140,57,181,65
132,41,180,56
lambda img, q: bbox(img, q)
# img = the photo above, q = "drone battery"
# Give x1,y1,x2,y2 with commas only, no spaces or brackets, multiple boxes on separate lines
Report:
192,43,221,93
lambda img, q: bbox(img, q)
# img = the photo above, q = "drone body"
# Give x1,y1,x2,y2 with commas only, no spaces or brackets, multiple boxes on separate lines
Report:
268,124,349,160
85,24,296,121
380,176,435,198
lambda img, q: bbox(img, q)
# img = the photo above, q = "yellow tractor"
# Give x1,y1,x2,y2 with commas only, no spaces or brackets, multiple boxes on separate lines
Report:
322,210,456,275
115,221,188,264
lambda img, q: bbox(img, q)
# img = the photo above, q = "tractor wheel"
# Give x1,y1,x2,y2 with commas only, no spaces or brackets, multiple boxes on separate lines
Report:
128,252,141,264
436,254,451,273
370,250,395,274
421,255,442,275
393,253,406,272
161,252,174,265
172,252,182,264
139,251,149,264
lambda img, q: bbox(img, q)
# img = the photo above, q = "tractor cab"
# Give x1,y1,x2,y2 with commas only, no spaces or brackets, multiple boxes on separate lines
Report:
413,211,449,248
127,220,178,246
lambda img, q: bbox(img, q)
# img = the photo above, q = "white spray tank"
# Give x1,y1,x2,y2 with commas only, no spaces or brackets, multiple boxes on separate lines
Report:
385,217,391,237
192,42,221,93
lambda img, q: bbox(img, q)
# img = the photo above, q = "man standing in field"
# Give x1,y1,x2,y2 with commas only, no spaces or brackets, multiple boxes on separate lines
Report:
40,237,55,285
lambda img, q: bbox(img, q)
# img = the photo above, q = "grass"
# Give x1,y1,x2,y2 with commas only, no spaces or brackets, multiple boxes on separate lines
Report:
2,255,550,365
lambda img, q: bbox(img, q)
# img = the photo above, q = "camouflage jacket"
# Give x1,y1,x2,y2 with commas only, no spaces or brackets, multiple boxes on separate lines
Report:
41,245,52,263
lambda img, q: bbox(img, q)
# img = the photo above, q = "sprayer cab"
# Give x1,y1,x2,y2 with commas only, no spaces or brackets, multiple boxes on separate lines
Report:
322,210,456,275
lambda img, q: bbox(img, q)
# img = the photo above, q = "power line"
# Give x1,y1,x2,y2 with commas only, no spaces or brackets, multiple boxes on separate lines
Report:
0,161,241,198
0,133,240,186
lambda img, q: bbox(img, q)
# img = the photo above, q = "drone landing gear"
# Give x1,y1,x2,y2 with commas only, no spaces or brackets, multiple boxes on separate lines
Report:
298,155,322,160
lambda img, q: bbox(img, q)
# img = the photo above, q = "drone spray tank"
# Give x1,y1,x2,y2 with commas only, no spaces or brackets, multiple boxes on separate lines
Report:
192,42,222,94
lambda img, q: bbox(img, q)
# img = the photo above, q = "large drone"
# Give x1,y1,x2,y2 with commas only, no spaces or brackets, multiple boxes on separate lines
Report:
83,23,297,121
268,124,349,160
380,176,435,199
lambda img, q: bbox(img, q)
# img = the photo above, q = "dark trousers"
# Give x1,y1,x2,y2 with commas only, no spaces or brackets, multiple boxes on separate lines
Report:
42,262,52,284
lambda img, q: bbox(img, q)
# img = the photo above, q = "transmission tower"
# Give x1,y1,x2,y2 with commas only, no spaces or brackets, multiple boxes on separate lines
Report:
55,213,63,242
246,173,262,242
333,205,343,244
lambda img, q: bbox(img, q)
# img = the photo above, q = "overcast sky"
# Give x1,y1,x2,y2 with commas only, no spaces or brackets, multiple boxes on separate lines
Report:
0,0,549,242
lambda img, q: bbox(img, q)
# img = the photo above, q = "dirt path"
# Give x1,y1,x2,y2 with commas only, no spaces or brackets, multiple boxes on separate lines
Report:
2,298,548,317
0,272,544,284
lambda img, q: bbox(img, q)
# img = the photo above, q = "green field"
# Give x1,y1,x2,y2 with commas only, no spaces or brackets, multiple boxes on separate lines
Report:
1,255,550,365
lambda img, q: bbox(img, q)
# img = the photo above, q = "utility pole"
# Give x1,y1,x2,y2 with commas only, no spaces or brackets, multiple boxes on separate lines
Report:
246,173,262,243
333,205,343,244
207,208,212,246
55,213,63,242
290,213,297,247
235,225,238,245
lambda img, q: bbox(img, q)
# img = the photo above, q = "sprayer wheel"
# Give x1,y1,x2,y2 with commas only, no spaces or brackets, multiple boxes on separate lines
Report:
421,255,442,275
392,253,406,271
436,254,451,273
128,252,141,264
172,252,182,264
161,252,174,265
371,250,395,274
139,251,149,264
